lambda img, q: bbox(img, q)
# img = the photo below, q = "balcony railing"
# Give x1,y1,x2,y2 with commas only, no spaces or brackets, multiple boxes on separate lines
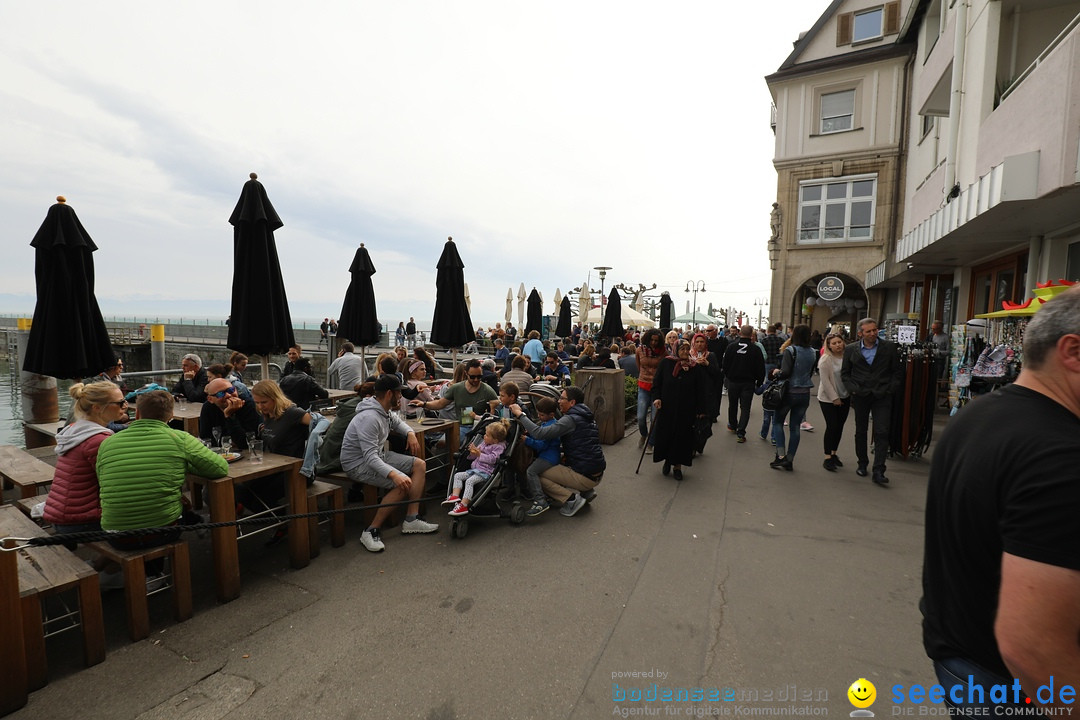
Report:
1000,10,1080,103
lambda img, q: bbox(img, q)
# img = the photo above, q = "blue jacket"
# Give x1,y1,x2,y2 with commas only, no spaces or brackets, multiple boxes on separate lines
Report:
525,419,561,465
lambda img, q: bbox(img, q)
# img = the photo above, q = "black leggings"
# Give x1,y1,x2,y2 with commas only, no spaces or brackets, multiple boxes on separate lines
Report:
818,398,851,456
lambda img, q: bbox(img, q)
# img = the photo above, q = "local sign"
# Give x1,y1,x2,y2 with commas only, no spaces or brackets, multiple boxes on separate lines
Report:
817,276,845,301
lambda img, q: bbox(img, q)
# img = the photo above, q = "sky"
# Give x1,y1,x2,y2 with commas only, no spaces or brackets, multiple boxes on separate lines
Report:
0,1,825,332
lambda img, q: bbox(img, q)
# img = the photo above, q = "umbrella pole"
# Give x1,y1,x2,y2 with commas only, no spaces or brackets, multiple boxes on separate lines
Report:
261,356,270,384
360,347,367,382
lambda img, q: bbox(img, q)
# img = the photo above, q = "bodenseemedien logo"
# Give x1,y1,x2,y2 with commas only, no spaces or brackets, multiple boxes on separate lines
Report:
848,678,877,717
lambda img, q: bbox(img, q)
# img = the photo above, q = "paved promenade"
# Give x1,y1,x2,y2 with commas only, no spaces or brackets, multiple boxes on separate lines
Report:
8,400,941,720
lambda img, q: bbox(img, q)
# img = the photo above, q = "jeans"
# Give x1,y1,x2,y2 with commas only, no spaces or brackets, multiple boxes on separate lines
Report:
760,364,777,437
933,657,1042,716
725,379,755,436
818,398,850,456
637,386,655,444
772,392,810,459
526,458,555,502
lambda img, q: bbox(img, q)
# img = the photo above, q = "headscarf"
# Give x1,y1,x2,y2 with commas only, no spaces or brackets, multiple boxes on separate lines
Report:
669,340,696,377
691,333,709,360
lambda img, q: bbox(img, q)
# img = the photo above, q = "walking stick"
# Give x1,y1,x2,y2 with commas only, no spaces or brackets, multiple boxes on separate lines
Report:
635,412,658,474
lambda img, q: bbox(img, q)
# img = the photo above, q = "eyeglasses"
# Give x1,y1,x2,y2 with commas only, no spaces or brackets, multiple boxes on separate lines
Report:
210,388,236,399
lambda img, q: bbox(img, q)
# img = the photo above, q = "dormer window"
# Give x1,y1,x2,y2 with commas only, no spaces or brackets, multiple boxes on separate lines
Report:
853,8,884,43
836,2,901,46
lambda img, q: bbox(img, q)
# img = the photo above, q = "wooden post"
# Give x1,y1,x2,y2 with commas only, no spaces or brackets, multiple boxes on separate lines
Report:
16,318,59,450
0,540,29,715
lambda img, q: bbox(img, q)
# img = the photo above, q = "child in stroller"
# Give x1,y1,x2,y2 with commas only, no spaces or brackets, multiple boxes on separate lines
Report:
444,419,510,516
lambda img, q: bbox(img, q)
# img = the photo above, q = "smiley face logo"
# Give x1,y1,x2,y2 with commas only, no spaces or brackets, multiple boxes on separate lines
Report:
847,678,876,709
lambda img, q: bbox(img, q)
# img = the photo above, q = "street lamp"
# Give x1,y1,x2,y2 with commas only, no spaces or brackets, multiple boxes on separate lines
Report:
754,297,769,329
594,266,612,331
685,281,706,330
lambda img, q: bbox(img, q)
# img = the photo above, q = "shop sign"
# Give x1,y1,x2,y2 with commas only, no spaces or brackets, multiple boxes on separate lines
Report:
817,276,844,301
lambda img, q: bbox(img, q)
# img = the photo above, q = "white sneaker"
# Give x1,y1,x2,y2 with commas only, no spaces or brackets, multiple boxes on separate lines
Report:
401,517,439,534
98,570,125,592
360,528,385,552
800,422,814,431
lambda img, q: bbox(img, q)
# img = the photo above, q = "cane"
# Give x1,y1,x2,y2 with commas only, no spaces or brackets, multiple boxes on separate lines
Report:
635,412,658,474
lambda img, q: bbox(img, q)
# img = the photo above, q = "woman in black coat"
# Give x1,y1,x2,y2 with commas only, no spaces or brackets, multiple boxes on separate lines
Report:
651,341,706,481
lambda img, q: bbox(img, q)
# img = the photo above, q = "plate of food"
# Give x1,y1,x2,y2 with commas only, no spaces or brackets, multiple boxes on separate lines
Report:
223,452,242,463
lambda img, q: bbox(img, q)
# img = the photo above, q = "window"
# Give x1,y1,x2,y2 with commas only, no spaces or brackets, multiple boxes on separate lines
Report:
821,90,855,134
853,8,883,42
797,176,876,244
921,115,935,138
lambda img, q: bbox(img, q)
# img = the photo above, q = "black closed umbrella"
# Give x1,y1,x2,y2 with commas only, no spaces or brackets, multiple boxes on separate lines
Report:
600,287,624,341
659,292,674,332
525,288,543,337
23,197,116,379
336,243,381,383
430,237,474,356
555,296,573,338
226,173,295,380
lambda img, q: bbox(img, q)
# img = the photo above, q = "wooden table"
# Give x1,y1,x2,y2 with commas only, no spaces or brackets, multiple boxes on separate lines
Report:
171,402,203,437
0,505,105,708
23,421,66,447
325,388,356,404
0,445,56,498
405,417,460,461
201,453,309,603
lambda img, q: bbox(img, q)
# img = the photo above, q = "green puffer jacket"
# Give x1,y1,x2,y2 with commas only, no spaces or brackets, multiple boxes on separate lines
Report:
96,419,229,531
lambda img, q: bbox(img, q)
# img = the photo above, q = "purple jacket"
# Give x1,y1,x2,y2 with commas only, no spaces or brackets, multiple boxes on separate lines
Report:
471,440,506,475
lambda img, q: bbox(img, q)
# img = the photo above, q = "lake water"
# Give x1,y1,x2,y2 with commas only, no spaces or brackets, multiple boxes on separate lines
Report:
0,358,74,447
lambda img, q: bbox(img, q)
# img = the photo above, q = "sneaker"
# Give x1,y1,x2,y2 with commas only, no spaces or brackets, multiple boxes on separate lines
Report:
448,503,469,516
146,573,168,593
98,570,125,592
560,493,587,517
645,445,653,454
638,435,646,448
800,422,814,431
727,425,736,433
401,517,439,534
736,435,746,443
360,528,385,552
442,494,461,506
526,501,549,517
831,456,844,467
759,432,769,441
823,458,837,472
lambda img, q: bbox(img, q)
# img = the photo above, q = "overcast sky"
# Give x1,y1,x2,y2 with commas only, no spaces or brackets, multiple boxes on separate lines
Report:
0,1,824,331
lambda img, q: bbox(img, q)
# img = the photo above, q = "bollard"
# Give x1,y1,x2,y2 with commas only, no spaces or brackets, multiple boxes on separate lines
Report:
16,319,59,449
151,324,166,385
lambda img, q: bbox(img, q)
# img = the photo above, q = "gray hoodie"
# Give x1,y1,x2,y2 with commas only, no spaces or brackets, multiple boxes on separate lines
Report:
55,418,112,456
340,397,412,479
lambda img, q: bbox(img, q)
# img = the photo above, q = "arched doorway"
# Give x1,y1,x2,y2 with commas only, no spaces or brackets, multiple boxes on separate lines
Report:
788,272,868,336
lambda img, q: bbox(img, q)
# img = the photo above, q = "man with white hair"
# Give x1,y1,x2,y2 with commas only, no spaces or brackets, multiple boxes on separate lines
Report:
172,353,208,402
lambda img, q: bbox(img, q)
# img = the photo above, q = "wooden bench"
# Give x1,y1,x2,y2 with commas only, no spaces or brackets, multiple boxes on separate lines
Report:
320,471,380,527
0,445,55,499
0,506,105,706
306,481,345,557
86,540,193,642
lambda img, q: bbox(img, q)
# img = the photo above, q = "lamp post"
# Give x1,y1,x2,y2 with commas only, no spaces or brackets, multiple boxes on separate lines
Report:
754,297,769,329
685,281,706,330
594,266,611,332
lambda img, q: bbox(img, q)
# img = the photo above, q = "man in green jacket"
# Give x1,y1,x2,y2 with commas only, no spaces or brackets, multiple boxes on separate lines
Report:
97,391,228,584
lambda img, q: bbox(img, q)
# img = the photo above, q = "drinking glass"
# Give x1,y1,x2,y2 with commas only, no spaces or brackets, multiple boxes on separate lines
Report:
212,427,223,447
221,437,233,456
250,440,263,462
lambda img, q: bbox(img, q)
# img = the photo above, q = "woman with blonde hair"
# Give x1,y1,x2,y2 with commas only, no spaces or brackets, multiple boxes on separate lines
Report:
245,380,312,511
45,381,130,576
817,332,851,472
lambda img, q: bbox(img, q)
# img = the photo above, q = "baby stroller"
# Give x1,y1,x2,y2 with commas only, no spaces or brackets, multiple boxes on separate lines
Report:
446,413,526,539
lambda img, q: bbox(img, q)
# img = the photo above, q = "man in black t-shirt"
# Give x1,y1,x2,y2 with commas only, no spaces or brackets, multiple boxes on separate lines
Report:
922,286,1080,713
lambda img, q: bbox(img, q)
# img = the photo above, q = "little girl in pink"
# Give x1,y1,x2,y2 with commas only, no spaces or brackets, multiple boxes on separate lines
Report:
444,420,509,516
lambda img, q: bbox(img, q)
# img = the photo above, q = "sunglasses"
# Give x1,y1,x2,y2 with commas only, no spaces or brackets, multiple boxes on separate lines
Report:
467,374,483,380
210,388,236,399
107,400,128,407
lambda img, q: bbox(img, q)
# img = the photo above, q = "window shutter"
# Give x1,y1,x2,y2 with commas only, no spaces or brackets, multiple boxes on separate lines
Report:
837,13,853,45
884,1,901,35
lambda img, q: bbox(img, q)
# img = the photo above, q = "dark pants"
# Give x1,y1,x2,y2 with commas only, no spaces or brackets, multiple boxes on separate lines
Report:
725,379,755,437
933,657,1042,716
851,394,891,471
818,398,851,457
107,524,182,576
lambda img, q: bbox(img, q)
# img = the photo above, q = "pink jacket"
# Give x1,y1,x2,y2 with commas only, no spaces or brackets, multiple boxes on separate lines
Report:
44,420,112,526
471,440,506,476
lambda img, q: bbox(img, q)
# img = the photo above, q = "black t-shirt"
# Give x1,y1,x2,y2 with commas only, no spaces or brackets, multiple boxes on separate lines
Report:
199,398,261,449
259,406,309,459
922,384,1080,677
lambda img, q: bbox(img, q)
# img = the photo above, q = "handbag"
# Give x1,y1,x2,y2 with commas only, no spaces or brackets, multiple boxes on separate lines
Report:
761,378,789,411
